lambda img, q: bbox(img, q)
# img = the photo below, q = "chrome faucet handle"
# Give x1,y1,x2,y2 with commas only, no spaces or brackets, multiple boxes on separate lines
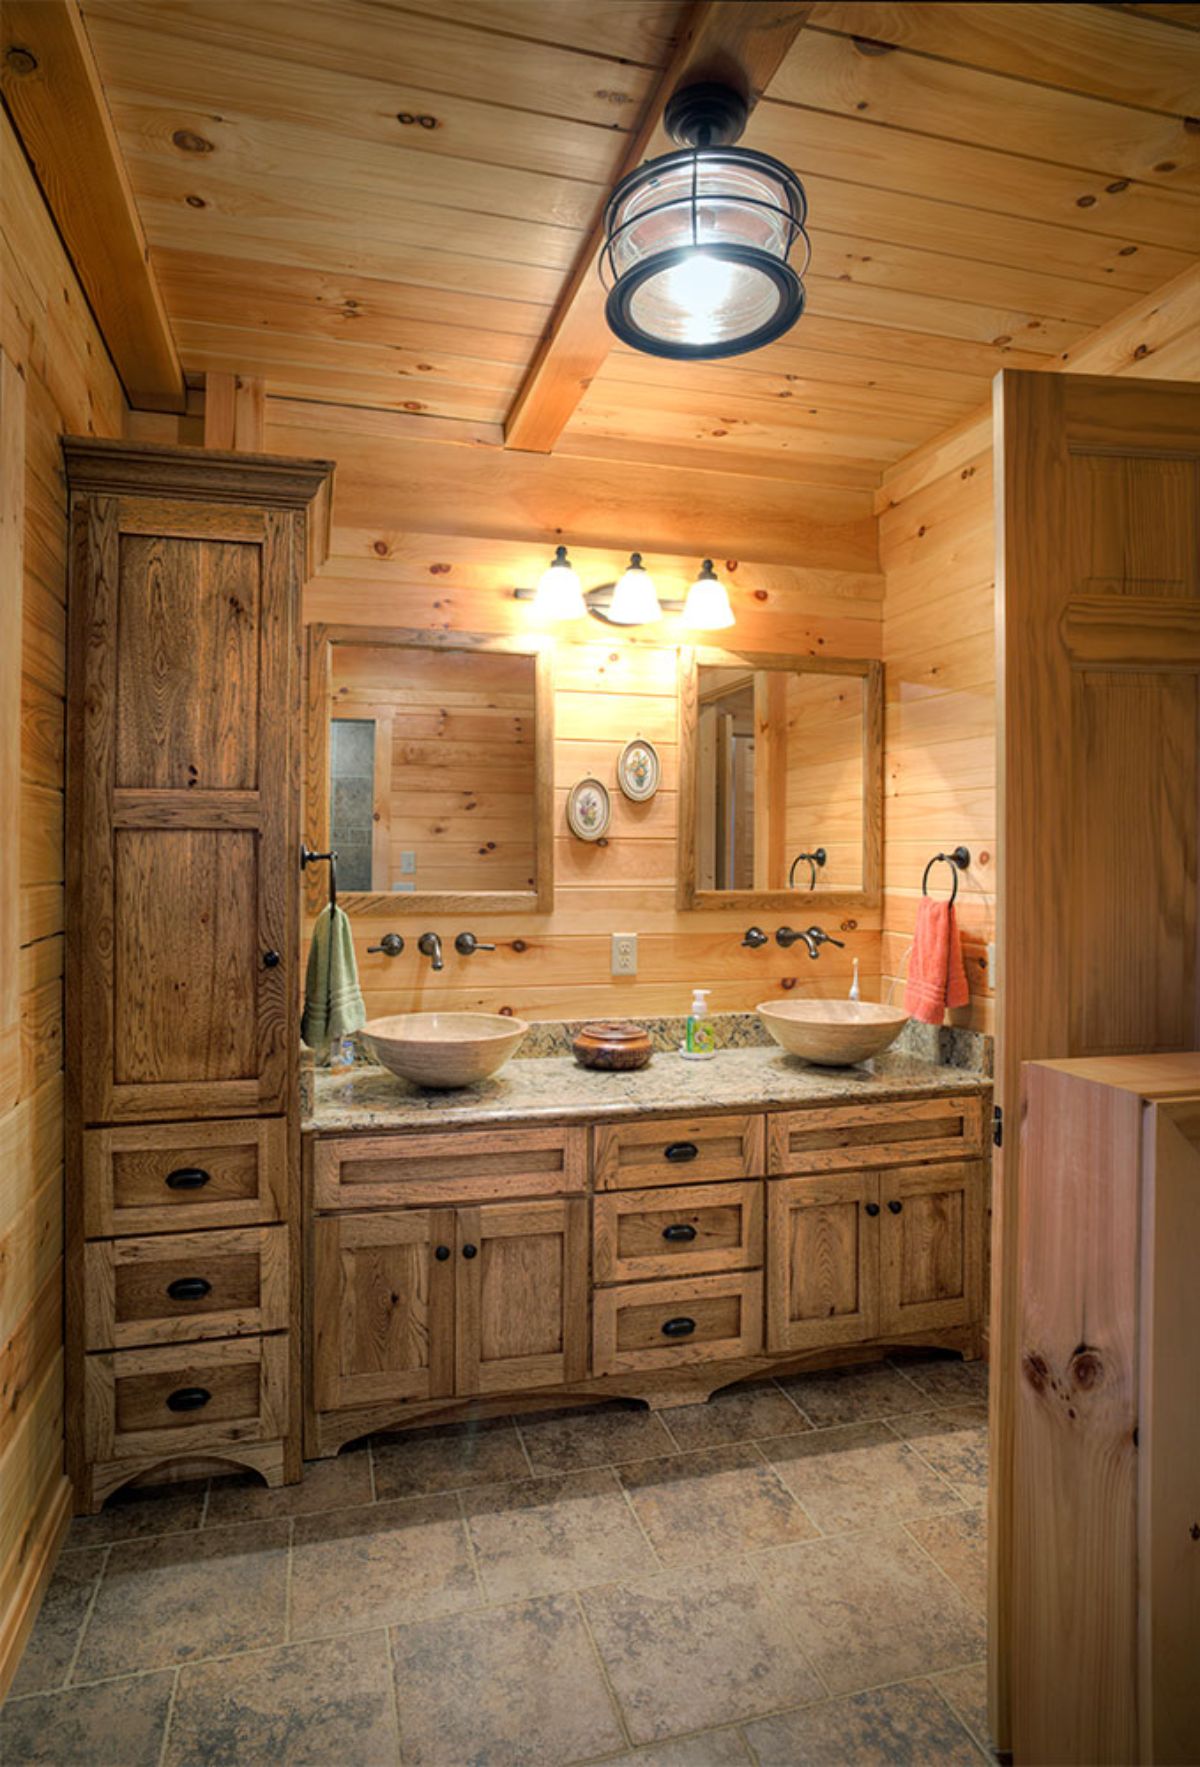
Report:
367,933,404,957
741,926,769,949
454,932,496,956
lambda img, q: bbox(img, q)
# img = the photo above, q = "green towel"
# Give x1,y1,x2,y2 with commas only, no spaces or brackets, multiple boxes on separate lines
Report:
301,905,366,1058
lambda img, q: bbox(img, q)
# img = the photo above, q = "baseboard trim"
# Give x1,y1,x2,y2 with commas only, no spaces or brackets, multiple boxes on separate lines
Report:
0,1472,73,1703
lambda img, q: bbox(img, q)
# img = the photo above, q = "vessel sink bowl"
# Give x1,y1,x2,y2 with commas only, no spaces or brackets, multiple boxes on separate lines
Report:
361,1012,530,1089
757,999,909,1067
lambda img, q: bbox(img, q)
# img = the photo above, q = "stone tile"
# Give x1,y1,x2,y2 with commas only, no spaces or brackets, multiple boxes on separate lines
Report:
66,1478,208,1547
743,1680,986,1765
464,1468,655,1603
907,1509,987,1614
291,1493,478,1639
890,1355,989,1407
517,1403,675,1474
763,1422,962,1536
0,1670,175,1766
619,1445,818,1566
755,1529,985,1695
582,1560,824,1744
620,1733,750,1766
888,1405,989,1505
164,1631,398,1766
73,1520,290,1679
371,1417,530,1499
933,1661,993,1756
8,1548,107,1697
659,1383,811,1452
778,1363,929,1429
391,1593,625,1765
204,1450,372,1525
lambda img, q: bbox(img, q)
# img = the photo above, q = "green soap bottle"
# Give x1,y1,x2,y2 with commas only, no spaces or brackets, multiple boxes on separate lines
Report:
682,987,717,1060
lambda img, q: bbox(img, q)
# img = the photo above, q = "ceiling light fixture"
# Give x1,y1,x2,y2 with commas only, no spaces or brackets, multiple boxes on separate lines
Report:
682,559,736,630
600,81,808,361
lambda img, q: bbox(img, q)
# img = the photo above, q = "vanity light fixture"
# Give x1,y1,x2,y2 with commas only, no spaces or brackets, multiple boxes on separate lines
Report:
600,81,809,361
516,547,736,631
606,553,663,625
681,558,736,629
530,544,587,621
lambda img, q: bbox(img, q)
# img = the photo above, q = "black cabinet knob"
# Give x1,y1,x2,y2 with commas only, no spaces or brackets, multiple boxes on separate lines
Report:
462,1243,478,1259
662,1223,697,1243
165,1167,210,1191
864,1202,880,1217
664,1142,698,1163
166,1276,212,1301
435,1245,451,1261
262,949,281,968
887,1199,903,1214
165,1387,211,1412
661,1316,696,1337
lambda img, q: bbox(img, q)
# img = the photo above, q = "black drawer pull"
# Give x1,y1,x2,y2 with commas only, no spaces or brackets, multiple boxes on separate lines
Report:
864,1202,880,1217
435,1245,451,1261
887,1199,903,1214
165,1387,211,1412
664,1142,699,1163
166,1277,212,1301
661,1316,696,1337
262,949,281,968
165,1167,210,1191
462,1243,478,1259
662,1223,697,1243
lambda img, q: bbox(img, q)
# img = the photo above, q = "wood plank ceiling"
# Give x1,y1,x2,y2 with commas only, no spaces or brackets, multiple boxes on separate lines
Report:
77,0,1200,486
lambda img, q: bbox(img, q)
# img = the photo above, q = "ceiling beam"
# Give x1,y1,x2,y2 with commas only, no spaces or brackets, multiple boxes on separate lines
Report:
503,0,813,456
1,0,185,412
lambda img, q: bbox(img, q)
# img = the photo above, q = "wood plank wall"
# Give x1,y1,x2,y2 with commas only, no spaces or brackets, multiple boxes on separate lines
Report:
878,264,1200,1035
259,403,884,1023
0,113,126,1693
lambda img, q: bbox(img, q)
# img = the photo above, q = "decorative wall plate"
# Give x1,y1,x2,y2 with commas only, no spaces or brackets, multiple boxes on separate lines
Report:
566,777,612,841
617,737,661,802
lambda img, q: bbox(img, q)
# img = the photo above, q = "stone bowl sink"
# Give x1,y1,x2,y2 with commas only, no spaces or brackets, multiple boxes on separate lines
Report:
361,1012,530,1089
757,1000,909,1068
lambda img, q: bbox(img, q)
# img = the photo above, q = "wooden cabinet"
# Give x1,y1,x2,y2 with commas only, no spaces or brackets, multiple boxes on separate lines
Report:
455,1199,588,1395
593,1271,763,1376
65,440,332,1511
767,1172,879,1352
878,1161,981,1336
594,1113,764,1190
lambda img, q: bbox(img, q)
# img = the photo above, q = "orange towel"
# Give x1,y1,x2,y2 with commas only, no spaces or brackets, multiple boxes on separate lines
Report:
904,897,970,1025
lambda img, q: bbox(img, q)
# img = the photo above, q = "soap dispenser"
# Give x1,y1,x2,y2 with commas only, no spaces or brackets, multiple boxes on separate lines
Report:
849,958,860,1001
682,987,717,1060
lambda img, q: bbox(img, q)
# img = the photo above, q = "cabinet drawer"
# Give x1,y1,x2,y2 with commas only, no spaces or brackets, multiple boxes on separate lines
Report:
84,1335,288,1465
84,1226,289,1350
594,1181,762,1284
312,1126,587,1211
768,1095,984,1175
593,1271,762,1375
83,1118,287,1237
594,1114,764,1191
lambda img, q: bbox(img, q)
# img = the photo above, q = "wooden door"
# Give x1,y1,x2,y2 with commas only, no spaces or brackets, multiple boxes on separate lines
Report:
68,491,298,1123
312,1210,455,1413
878,1162,980,1336
991,371,1200,1744
766,1172,879,1352
455,1198,588,1395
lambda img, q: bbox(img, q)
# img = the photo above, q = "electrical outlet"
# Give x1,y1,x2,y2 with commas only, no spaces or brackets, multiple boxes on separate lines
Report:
400,851,416,875
611,933,638,977
987,941,996,991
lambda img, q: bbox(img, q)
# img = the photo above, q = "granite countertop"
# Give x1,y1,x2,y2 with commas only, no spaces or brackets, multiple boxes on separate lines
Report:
305,1046,990,1135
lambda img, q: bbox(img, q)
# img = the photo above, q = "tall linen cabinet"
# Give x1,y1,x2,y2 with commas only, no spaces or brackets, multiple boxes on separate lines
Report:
63,440,332,1512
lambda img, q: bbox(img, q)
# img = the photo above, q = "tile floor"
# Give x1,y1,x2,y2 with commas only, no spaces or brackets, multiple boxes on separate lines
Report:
2,1353,993,1766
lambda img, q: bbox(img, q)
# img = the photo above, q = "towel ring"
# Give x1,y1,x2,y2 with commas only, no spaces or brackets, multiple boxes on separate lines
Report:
300,843,339,910
921,846,970,906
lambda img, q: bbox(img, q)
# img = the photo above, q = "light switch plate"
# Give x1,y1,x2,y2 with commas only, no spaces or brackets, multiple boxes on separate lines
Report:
611,933,638,976
987,941,996,991
400,851,416,874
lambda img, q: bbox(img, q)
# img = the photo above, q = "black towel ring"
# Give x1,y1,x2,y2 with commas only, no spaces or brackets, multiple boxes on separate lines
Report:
921,846,970,906
300,843,339,910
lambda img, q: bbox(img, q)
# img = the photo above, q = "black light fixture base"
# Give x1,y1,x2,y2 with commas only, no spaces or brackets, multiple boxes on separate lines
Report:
664,81,748,148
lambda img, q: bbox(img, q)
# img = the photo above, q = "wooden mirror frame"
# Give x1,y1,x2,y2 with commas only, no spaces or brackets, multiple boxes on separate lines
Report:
306,624,554,916
676,646,883,913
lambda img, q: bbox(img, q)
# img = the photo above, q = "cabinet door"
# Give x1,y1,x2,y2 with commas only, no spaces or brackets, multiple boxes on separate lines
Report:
767,1172,879,1352
70,493,297,1122
312,1210,455,1413
455,1198,589,1395
878,1161,981,1335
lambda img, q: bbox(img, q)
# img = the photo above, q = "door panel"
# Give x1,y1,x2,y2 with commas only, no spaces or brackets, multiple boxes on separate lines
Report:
878,1161,981,1335
455,1198,588,1395
766,1171,879,1351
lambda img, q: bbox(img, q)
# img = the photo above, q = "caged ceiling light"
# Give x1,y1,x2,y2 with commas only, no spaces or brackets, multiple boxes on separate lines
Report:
600,81,809,361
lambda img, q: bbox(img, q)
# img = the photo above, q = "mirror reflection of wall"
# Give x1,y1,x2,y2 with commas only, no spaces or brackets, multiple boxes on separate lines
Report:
328,644,537,894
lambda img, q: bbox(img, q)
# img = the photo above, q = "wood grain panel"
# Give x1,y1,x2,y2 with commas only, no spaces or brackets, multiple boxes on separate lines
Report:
766,1171,878,1352
593,1270,763,1375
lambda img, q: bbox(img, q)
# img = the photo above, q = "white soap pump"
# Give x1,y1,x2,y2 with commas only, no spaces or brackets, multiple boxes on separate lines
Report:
849,958,860,1001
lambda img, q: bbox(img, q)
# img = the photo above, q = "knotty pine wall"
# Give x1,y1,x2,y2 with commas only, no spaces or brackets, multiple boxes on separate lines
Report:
262,400,884,1024
0,113,126,1693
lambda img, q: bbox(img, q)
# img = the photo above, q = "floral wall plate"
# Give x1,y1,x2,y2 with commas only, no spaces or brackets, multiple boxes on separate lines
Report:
617,737,661,802
567,777,612,841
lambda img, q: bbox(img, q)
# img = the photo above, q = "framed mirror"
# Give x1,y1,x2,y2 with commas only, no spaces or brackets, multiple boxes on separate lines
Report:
677,647,882,911
306,626,553,914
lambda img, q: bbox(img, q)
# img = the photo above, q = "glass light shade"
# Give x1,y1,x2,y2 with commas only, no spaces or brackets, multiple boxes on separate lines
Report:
531,545,586,620
602,147,808,360
607,553,661,625
682,559,735,630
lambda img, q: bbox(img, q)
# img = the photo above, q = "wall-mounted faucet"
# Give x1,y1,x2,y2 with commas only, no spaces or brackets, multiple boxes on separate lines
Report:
776,925,846,960
788,848,827,891
454,932,496,956
741,926,769,949
417,931,444,971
